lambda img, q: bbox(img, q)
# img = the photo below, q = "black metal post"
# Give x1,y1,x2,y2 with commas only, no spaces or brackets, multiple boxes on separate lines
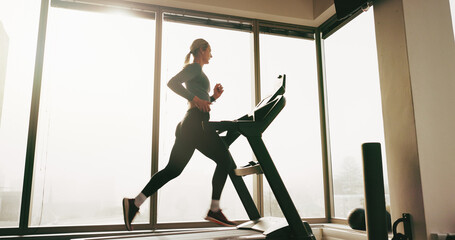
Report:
362,142,388,240
247,136,315,239
228,160,262,220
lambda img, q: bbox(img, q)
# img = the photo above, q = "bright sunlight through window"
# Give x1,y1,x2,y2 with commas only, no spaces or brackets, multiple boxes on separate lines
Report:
30,6,155,226
324,9,389,219
0,0,41,227
260,34,325,218
158,19,254,223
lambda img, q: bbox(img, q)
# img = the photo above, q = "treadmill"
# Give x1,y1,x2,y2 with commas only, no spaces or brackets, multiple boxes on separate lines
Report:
71,75,315,240
204,75,316,240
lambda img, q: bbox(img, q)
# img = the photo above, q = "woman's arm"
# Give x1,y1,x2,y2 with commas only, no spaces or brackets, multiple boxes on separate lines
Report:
167,64,212,112
167,64,200,101
211,83,224,102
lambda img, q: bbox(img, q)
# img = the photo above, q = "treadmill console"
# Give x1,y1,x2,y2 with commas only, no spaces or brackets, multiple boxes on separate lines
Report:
248,75,286,121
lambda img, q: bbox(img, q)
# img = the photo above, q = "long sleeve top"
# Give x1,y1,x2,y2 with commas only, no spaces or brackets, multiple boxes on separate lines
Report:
167,63,214,102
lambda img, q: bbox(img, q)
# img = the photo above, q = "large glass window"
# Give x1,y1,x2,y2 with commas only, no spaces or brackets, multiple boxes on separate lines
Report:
260,34,325,218
324,9,389,218
30,6,155,226
0,0,41,228
158,19,254,223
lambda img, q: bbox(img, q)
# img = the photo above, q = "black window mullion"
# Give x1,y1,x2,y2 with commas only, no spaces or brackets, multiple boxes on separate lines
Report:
259,26,315,39
19,0,50,230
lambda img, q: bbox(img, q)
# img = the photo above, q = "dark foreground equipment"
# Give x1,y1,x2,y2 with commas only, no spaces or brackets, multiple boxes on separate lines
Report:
205,75,315,240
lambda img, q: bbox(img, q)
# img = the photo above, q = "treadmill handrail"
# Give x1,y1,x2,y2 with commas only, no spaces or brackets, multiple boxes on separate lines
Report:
206,95,285,138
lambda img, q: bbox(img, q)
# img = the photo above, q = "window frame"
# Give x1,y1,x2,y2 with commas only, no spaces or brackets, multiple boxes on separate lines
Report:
317,7,386,224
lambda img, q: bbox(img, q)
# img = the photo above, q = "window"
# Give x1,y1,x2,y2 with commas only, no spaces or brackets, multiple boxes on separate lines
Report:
158,19,254,223
324,9,390,218
0,0,41,228
260,33,325,218
30,6,155,226
451,0,455,38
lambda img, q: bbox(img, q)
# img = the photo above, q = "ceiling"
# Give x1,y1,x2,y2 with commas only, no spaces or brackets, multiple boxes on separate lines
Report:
132,0,336,27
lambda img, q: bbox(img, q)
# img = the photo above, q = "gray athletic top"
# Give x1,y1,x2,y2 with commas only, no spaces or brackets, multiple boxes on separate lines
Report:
167,63,214,102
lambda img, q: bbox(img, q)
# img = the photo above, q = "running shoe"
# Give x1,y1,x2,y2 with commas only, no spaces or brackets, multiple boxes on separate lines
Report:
122,198,139,231
205,209,236,227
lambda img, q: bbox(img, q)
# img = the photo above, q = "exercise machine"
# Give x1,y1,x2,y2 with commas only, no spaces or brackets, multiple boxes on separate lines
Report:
205,75,316,240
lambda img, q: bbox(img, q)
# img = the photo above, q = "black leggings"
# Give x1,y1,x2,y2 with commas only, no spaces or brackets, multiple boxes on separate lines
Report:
141,108,234,200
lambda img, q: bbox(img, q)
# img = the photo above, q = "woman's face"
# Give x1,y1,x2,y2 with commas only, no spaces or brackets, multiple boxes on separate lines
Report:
200,45,212,64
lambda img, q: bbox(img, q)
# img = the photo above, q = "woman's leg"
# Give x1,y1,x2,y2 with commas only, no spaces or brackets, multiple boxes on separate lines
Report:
196,127,234,201
141,111,200,199
197,127,237,226
123,115,197,231
141,138,195,197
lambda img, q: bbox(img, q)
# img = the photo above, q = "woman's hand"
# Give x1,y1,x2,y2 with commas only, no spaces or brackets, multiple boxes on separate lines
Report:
212,83,224,100
192,96,212,112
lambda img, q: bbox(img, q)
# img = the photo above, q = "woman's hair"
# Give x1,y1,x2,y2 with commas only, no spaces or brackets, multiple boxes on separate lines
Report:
184,38,209,65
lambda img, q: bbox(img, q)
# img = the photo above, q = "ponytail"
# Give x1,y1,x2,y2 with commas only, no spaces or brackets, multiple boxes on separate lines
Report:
184,38,209,66
184,52,192,66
